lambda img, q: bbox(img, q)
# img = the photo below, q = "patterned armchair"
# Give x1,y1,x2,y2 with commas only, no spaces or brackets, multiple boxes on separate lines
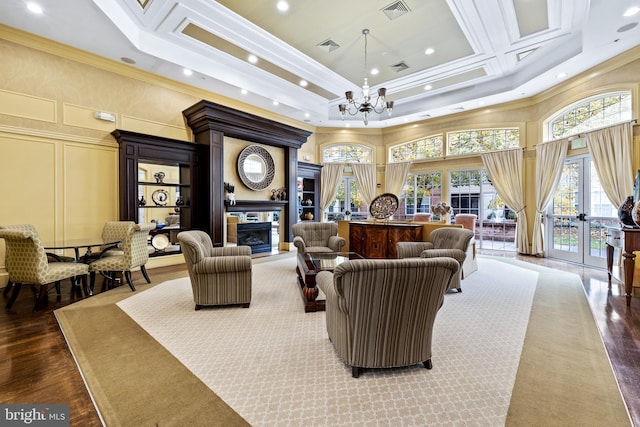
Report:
177,230,252,310
292,222,346,254
88,223,155,293
316,257,459,378
396,227,474,292
0,228,89,311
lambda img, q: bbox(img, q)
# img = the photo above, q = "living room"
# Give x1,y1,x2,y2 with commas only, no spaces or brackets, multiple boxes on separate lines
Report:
1,1,640,425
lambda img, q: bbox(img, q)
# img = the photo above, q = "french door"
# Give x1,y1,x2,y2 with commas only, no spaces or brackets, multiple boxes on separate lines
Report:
546,156,619,268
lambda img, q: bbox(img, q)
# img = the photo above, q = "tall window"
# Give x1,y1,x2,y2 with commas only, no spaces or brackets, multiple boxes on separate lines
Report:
447,128,519,156
450,169,516,251
322,144,373,221
398,172,442,219
548,91,632,139
326,176,369,221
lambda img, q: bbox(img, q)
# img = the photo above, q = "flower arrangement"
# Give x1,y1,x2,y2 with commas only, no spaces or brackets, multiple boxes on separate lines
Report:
431,202,451,216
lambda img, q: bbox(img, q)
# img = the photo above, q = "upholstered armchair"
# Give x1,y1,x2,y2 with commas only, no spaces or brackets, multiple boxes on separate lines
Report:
88,223,155,293
454,214,479,277
177,230,252,310
0,229,89,311
396,227,474,292
316,257,459,378
292,222,346,254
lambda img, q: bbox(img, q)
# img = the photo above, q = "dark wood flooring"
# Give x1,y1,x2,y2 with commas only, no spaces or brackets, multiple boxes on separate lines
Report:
0,253,638,426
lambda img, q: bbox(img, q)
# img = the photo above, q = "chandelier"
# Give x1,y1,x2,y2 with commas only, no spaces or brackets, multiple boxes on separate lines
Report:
338,29,394,126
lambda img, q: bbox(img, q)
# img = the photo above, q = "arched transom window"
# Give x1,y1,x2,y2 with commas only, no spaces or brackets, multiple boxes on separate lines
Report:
548,91,632,139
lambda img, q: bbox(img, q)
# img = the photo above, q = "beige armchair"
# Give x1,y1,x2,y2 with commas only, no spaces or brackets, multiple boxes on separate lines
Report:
454,214,478,277
177,230,252,310
292,222,346,254
88,223,155,293
317,257,459,378
396,227,474,292
0,229,89,311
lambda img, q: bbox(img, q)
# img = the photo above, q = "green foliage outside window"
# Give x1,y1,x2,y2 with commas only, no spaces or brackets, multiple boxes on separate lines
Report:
389,135,443,162
447,128,519,155
549,92,632,139
323,144,372,163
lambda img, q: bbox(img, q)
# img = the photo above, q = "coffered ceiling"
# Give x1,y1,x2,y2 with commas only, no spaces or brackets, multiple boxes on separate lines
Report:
1,0,640,128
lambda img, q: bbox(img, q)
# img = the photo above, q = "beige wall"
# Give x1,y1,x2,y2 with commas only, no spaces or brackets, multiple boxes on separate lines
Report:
2,24,640,284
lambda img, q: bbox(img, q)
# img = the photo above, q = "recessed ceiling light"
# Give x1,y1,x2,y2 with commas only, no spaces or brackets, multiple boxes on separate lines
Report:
424,47,435,55
241,89,248,95
478,101,485,105
248,54,258,64
272,100,279,106
345,123,351,128
304,113,310,118
371,68,379,75
424,84,432,91
299,79,308,87
183,68,193,76
26,2,43,14
277,1,289,12
556,72,567,79
624,6,640,17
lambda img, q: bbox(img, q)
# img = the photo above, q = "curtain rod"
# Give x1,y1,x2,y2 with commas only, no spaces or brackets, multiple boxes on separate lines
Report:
536,119,637,146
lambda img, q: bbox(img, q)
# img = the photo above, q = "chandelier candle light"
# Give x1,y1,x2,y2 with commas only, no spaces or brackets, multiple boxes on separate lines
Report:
339,29,394,126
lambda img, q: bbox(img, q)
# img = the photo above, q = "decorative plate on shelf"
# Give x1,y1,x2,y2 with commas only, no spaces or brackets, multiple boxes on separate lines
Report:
151,234,169,250
151,189,169,206
369,193,399,220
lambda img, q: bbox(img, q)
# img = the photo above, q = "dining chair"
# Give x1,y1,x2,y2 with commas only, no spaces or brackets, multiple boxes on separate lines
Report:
1,224,76,299
88,223,155,292
0,229,89,311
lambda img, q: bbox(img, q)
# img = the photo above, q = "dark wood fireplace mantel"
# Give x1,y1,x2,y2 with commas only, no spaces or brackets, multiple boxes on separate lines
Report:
225,200,288,212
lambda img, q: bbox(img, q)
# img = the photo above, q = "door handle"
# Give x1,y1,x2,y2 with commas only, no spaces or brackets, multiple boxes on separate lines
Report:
576,213,587,221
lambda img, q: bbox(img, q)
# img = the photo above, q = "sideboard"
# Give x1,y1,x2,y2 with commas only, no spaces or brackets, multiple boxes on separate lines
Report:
349,222,423,259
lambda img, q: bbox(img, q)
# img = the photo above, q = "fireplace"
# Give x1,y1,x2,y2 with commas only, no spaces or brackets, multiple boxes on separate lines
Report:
237,222,272,254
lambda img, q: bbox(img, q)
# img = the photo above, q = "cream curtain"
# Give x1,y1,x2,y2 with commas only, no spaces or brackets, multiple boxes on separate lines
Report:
351,163,377,205
531,139,568,256
586,121,634,208
385,162,411,197
481,148,530,254
320,163,344,221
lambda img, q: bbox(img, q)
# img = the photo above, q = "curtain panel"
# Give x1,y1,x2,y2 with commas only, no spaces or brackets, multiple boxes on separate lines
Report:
319,163,344,221
351,163,377,206
481,148,530,254
385,162,411,197
586,121,634,208
531,139,568,256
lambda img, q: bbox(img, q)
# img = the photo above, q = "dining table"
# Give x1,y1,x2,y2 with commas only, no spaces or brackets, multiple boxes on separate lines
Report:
43,238,120,264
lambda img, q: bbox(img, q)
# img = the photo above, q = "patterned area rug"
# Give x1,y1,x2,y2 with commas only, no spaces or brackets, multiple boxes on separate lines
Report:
117,257,538,426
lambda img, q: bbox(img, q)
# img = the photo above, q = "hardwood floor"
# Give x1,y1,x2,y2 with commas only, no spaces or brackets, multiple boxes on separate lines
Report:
0,254,638,426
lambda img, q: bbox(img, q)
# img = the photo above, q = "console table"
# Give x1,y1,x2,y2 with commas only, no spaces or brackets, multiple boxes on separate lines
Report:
605,226,639,307
349,222,423,259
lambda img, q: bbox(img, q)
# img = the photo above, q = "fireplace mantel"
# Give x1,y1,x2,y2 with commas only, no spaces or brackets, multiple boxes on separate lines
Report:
225,200,288,212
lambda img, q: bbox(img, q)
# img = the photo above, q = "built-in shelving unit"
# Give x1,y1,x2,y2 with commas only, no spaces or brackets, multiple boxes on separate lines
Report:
297,162,322,222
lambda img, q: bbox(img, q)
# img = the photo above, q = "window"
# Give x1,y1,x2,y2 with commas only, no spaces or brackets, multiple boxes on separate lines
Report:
447,128,520,156
397,172,442,220
450,169,516,251
326,177,369,221
389,135,443,163
322,144,372,163
548,92,632,139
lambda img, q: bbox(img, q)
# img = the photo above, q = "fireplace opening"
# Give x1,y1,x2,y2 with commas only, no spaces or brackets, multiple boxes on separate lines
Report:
237,222,272,254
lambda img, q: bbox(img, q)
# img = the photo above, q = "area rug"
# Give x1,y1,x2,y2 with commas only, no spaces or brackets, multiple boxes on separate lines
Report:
55,256,631,426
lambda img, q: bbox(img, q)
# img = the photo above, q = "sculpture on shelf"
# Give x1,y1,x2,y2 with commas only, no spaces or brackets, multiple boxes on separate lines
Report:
224,182,236,206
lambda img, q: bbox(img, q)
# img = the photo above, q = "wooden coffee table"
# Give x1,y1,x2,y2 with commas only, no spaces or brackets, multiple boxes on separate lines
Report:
296,251,362,312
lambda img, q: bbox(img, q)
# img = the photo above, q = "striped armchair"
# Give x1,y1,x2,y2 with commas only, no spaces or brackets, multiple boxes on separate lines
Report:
88,223,155,293
316,257,459,378
0,228,89,311
177,230,252,310
292,222,346,254
396,227,474,292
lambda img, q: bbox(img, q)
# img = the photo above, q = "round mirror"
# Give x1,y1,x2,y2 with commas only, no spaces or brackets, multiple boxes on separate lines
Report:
237,145,275,191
